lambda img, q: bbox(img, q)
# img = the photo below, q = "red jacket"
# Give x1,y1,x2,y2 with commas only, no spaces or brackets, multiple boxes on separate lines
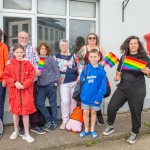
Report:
3,58,36,116
0,42,9,81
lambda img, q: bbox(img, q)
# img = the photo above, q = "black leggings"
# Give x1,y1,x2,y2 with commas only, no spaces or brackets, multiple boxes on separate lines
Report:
107,86,146,134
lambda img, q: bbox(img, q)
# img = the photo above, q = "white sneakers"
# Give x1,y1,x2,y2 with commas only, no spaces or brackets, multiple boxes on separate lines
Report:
22,134,34,143
10,131,19,139
10,131,34,143
60,123,66,130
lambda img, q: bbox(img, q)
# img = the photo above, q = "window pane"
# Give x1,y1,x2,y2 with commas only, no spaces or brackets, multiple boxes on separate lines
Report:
37,18,66,55
3,0,31,10
3,17,32,47
69,20,95,52
22,24,29,33
70,1,96,18
38,0,66,15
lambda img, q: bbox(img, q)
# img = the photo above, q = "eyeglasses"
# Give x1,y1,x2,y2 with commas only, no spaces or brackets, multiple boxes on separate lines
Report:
88,37,96,40
19,37,29,40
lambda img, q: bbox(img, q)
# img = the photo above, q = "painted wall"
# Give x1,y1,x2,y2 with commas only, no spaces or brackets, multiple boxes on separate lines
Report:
100,0,150,113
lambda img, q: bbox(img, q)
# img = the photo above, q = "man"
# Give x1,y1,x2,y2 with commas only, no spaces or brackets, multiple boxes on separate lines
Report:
9,31,46,135
0,28,9,139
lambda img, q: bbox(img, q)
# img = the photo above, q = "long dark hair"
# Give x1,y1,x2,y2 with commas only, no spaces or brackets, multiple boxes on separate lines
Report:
120,36,147,58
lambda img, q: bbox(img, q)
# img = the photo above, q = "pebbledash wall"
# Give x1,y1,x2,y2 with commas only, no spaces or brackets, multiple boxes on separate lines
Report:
0,0,150,124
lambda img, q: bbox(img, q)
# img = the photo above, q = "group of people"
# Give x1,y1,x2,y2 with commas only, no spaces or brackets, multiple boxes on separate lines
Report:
0,28,150,144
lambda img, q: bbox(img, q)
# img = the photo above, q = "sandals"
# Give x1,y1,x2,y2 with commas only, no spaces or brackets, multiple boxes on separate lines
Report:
79,131,91,138
91,131,99,139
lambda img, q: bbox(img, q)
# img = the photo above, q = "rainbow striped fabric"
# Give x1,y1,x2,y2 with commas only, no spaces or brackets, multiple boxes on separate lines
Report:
38,57,45,71
121,56,147,71
102,52,119,68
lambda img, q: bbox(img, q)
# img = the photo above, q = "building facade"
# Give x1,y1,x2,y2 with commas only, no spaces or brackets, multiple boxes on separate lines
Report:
0,0,150,124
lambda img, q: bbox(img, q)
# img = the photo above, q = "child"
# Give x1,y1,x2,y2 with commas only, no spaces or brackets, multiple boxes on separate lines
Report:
3,43,36,143
36,43,60,132
79,49,107,139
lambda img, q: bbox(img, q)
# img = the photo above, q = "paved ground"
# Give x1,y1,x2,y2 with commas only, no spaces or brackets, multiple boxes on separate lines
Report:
0,109,150,150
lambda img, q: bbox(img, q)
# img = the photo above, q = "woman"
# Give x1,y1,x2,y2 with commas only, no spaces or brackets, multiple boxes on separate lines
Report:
54,39,82,130
76,33,106,125
102,36,150,144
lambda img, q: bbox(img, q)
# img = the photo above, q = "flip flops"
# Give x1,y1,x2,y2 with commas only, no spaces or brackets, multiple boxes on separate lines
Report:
91,131,99,139
79,131,91,138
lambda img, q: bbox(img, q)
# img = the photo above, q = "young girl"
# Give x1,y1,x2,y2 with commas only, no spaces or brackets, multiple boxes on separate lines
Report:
3,43,36,143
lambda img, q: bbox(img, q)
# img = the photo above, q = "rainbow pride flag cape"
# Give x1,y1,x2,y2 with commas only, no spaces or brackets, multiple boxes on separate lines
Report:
102,52,119,68
38,57,45,71
121,56,147,71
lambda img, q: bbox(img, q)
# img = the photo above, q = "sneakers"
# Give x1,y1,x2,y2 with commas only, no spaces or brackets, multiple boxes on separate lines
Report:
102,125,115,136
42,122,51,131
19,128,24,137
46,123,58,132
60,123,66,130
22,134,34,143
30,126,46,134
97,116,104,125
127,132,137,144
10,131,19,139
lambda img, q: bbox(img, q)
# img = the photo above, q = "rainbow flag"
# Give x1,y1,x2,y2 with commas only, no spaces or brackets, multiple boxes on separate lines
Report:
38,58,45,71
121,56,147,71
102,52,119,68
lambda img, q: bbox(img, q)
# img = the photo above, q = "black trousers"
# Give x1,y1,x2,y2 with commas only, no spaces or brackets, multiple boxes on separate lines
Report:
107,86,146,134
19,81,40,128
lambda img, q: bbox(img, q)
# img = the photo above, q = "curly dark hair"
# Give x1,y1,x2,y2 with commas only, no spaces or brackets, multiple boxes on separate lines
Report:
37,43,51,56
86,33,100,45
120,36,147,58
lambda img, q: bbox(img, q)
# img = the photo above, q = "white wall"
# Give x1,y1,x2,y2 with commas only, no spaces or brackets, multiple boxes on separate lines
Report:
100,0,150,113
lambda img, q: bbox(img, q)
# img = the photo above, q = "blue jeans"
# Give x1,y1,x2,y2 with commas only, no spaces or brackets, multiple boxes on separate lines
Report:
0,82,6,121
36,82,58,123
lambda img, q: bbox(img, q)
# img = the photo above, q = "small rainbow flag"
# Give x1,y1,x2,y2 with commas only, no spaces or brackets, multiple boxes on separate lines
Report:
121,56,147,71
38,58,45,71
102,52,119,68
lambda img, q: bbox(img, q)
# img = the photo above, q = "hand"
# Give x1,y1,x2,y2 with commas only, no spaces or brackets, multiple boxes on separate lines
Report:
141,67,150,74
20,85,24,89
76,75,80,83
6,60,11,65
14,82,22,89
114,75,120,81
35,70,41,76
2,80,7,87
54,83,58,86
94,101,99,104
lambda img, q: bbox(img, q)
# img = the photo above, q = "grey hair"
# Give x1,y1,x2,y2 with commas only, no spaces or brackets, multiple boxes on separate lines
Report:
59,39,69,46
18,31,29,37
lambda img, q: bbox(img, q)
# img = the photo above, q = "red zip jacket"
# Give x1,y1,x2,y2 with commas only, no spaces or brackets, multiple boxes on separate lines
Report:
3,58,36,115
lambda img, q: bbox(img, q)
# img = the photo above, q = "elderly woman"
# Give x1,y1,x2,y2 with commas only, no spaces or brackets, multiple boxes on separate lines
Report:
102,36,150,144
76,33,106,125
54,39,82,130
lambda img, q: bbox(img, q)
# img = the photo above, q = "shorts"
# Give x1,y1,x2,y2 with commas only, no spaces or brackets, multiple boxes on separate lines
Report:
81,103,100,111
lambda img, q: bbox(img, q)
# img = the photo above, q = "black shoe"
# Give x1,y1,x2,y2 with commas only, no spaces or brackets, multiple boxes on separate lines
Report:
42,121,51,130
19,128,24,137
97,116,104,125
46,123,58,132
30,126,46,134
102,125,115,136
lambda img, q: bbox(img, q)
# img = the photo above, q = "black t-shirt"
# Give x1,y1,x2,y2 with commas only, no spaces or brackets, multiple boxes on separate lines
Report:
117,54,150,88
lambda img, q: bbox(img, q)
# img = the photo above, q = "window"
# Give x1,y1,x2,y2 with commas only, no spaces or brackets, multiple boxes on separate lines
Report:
12,25,18,37
69,19,95,51
22,24,28,33
55,30,59,41
38,26,42,40
45,27,48,40
3,17,32,47
50,29,54,41
70,1,96,18
37,0,66,15
3,0,31,10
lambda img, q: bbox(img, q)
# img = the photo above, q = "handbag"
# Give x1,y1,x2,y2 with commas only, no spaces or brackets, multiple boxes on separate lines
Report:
103,77,111,98
72,65,88,102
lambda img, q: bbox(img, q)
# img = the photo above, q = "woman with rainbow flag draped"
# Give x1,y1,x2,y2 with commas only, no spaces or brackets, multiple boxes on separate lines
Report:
102,36,150,144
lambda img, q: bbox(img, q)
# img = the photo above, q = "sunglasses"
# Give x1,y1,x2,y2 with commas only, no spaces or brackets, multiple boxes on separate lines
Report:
88,37,96,40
